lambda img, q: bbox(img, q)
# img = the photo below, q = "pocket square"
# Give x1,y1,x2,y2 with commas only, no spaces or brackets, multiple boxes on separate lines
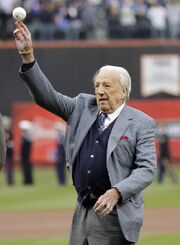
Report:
120,136,128,140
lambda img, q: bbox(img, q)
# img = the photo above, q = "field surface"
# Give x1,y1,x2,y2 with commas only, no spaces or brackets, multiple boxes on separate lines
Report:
0,167,179,244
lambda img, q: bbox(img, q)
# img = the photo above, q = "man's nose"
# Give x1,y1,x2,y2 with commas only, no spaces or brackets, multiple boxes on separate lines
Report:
97,85,105,95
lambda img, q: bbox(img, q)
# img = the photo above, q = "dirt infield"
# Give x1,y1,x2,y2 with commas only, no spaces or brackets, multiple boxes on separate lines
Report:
0,208,180,239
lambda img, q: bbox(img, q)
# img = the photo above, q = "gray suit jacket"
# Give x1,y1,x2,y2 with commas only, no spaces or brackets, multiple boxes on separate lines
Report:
20,62,157,243
0,114,6,171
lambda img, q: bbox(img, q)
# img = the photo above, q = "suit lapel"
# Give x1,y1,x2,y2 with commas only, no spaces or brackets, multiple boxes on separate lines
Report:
71,105,98,164
107,105,132,161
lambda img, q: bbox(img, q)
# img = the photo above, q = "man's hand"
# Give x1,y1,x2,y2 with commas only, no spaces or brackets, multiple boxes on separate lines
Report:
14,21,32,52
13,21,34,63
93,188,121,216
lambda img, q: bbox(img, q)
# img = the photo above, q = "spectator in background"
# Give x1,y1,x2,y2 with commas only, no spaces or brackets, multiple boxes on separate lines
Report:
65,1,83,40
134,0,151,38
119,0,136,39
2,116,14,185
81,2,95,39
19,120,34,185
106,0,121,39
166,0,180,38
0,0,17,39
157,124,178,184
54,122,66,185
91,1,108,39
36,0,55,40
147,0,167,38
54,0,69,39
0,114,6,172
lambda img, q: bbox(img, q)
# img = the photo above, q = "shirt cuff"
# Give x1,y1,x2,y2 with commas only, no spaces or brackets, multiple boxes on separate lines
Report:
21,60,35,72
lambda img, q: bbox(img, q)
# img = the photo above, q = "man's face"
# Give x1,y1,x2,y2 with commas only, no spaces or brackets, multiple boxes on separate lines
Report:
94,69,127,113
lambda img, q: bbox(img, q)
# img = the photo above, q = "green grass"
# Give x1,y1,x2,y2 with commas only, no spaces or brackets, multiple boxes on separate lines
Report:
0,166,179,211
0,168,76,211
137,233,180,245
0,237,68,245
0,233,180,245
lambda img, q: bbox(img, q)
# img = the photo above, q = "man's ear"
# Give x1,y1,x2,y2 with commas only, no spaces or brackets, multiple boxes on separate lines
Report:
122,88,128,98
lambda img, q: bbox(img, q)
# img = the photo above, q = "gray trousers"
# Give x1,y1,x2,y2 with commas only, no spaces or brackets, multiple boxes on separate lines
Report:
69,202,135,245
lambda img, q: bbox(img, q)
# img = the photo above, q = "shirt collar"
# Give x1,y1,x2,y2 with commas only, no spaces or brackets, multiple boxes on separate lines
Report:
106,103,125,122
100,102,125,122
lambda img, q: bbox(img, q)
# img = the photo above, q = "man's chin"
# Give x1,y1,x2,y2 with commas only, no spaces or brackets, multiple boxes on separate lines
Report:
98,105,109,113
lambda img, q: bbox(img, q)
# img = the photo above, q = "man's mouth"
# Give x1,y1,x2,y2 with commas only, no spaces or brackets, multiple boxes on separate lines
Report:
99,98,107,102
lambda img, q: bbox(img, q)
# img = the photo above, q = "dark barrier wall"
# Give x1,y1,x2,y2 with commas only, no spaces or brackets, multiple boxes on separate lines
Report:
0,40,180,115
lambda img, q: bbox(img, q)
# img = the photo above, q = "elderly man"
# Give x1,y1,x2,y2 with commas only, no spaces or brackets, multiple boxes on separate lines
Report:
13,21,157,245
0,114,6,171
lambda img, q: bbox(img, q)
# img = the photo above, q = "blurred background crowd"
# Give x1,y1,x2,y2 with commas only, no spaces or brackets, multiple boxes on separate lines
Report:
0,0,180,40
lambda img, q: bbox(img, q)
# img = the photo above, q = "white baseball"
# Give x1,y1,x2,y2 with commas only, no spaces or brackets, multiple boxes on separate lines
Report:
12,7,26,21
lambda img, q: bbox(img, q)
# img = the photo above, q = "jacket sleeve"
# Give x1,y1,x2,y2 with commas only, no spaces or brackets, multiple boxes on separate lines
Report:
0,115,6,171
19,62,79,121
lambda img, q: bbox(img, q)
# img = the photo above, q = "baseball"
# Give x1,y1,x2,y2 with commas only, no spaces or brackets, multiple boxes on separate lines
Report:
12,7,26,21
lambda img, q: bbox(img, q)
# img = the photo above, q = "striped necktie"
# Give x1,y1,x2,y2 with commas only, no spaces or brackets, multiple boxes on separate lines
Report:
98,113,107,133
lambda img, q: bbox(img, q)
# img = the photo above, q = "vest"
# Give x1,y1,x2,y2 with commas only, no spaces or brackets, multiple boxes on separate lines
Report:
73,116,116,204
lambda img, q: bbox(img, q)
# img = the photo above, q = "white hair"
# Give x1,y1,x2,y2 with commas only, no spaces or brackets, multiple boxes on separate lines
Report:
93,65,131,101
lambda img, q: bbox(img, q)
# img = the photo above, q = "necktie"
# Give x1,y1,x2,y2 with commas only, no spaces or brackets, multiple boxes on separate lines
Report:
98,113,107,133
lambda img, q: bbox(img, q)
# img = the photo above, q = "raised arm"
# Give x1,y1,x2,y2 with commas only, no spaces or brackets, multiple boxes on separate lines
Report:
13,21,77,120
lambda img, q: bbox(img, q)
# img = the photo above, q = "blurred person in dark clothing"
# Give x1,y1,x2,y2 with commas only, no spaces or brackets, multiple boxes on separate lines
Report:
35,0,55,40
0,114,6,172
0,0,16,40
157,125,178,184
134,0,151,38
2,116,14,185
106,1,121,39
54,122,66,185
4,125,14,185
19,120,34,185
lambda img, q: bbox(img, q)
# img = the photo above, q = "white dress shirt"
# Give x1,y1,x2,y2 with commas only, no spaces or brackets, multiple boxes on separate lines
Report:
101,102,125,130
